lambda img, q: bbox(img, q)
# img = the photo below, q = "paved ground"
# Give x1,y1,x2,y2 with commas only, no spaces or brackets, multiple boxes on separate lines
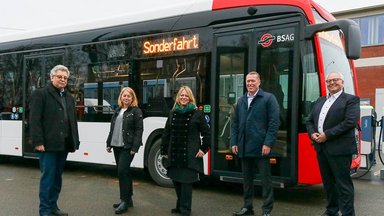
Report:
0,156,383,216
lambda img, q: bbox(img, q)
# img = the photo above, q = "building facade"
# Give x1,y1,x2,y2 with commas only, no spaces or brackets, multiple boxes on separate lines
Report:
333,5,384,116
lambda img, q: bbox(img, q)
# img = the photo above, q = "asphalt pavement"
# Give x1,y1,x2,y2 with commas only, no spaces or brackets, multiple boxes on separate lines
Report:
0,156,383,216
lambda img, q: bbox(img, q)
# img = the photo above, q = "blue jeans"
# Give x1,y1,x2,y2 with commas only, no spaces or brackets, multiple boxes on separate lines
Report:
38,152,68,216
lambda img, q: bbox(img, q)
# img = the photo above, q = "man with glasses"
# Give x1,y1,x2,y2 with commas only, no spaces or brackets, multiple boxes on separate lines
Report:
307,72,360,216
30,65,80,216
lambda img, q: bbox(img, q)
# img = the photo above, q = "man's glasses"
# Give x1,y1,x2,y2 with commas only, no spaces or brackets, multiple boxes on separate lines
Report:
325,78,341,84
54,75,68,80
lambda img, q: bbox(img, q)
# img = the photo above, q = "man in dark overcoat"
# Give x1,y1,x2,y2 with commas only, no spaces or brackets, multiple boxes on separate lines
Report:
30,65,80,216
231,71,280,216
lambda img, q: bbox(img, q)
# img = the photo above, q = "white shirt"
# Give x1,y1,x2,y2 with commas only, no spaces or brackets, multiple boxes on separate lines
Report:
317,90,342,133
247,90,259,109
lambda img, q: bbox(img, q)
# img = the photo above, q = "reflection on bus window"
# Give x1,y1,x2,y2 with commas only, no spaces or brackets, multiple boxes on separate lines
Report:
256,27,295,158
137,55,208,117
216,33,249,155
84,98,114,114
318,30,355,95
300,41,320,132
0,54,22,117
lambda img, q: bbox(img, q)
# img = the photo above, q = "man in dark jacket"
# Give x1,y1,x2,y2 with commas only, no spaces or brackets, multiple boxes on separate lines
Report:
231,71,280,216
30,65,80,216
307,72,360,216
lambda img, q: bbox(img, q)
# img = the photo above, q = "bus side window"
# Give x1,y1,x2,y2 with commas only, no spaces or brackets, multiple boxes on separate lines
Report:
143,97,173,117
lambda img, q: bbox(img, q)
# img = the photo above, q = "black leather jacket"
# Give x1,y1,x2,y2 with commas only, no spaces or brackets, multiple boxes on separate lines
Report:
106,106,143,152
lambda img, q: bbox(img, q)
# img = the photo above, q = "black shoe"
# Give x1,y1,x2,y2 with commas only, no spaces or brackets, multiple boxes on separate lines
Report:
171,208,181,214
233,208,254,216
115,202,129,214
52,209,68,216
113,200,133,208
321,212,339,216
262,212,271,216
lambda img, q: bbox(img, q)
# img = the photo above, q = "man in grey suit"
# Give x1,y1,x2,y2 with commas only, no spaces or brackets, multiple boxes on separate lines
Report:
307,72,360,216
231,71,280,216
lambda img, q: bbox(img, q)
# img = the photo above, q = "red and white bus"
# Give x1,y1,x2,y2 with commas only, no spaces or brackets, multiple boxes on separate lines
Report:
0,0,361,187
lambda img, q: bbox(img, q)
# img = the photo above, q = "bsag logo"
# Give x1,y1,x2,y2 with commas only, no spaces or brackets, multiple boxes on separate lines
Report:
258,33,275,47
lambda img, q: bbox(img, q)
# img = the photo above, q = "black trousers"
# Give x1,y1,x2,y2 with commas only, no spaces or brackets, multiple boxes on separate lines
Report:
317,151,355,216
113,147,135,202
173,181,193,215
241,157,273,213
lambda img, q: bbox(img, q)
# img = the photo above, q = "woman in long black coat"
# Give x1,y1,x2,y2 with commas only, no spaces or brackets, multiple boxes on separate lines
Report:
161,86,210,216
106,87,143,214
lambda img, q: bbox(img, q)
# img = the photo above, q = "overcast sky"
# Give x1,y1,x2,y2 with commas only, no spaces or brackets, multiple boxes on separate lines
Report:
0,0,383,35
314,0,384,12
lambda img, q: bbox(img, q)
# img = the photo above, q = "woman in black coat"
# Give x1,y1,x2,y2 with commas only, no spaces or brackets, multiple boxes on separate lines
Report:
106,87,143,214
161,86,210,216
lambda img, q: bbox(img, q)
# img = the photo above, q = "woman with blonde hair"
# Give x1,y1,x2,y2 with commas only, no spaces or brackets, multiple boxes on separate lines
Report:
106,87,143,214
161,86,210,216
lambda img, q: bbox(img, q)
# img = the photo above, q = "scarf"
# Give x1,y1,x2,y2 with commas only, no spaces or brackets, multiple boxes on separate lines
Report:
175,103,196,114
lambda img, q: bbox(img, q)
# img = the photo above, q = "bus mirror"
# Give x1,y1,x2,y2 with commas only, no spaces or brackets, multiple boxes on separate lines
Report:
227,92,236,105
305,19,361,60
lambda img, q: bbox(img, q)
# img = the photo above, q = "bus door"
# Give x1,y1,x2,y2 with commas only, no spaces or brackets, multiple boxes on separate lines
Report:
213,18,300,186
213,30,250,176
23,53,65,157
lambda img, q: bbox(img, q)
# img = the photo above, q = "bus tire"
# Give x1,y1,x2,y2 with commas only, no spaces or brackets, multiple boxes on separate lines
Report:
147,139,173,187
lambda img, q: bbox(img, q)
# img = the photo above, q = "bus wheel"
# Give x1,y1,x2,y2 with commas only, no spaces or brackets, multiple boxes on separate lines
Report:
147,139,173,187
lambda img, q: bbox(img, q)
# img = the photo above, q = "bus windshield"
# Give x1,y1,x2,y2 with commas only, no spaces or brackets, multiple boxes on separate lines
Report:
318,30,356,95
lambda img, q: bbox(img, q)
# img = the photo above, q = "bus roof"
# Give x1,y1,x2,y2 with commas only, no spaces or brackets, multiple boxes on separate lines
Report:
213,0,329,22
0,0,213,43
0,0,332,44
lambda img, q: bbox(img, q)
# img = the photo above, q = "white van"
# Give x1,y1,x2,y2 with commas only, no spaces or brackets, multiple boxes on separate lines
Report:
84,98,114,114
